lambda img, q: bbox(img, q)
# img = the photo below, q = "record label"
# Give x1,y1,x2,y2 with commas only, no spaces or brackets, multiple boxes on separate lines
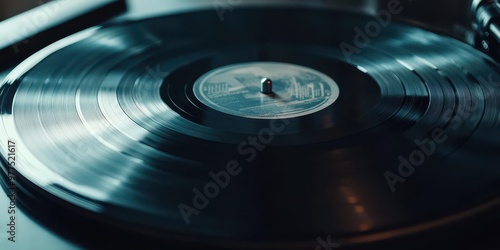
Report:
193,62,340,119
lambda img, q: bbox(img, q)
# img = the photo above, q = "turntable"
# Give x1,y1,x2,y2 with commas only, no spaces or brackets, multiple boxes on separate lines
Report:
1,0,500,249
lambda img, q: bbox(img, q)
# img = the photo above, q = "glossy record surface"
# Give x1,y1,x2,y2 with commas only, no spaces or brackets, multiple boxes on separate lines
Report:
1,7,500,248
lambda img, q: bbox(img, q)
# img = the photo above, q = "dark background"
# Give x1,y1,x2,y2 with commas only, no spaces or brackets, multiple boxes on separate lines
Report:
0,0,472,29
0,0,49,21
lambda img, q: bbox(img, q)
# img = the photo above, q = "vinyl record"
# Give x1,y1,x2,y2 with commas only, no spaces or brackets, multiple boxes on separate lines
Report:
2,7,500,249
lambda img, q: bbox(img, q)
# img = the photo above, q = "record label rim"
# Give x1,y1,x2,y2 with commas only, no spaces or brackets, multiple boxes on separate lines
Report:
192,62,340,119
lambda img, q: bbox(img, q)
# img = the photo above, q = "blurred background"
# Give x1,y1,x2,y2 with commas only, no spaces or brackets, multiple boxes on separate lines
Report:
0,0,51,21
0,0,472,30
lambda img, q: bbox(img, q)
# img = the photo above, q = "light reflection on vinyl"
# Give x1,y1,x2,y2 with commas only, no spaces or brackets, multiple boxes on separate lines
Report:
1,7,500,250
